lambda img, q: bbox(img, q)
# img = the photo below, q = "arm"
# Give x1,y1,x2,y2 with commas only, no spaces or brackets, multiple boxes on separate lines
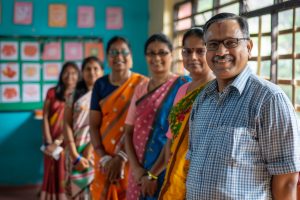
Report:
64,104,78,160
64,104,89,170
124,124,145,183
90,110,107,157
42,98,52,144
272,172,299,200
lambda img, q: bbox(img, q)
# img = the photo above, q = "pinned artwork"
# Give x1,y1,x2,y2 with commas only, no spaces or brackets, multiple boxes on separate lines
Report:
42,84,55,100
22,83,40,102
0,41,18,60
1,84,20,102
42,42,61,60
0,63,19,82
84,42,104,61
43,62,61,81
22,63,40,81
78,6,94,28
14,2,33,25
49,4,67,27
64,42,83,61
21,42,40,61
106,7,123,30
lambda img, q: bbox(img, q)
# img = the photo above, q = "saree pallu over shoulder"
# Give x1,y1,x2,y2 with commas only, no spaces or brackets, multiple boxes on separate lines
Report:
129,75,190,200
159,84,208,200
91,73,146,200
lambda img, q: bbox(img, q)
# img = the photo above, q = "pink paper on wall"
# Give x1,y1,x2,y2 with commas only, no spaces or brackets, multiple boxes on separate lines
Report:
78,6,94,28
106,7,123,30
64,42,83,61
42,42,61,60
14,2,33,25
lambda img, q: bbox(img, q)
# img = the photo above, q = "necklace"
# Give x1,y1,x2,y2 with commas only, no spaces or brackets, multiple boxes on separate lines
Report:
109,71,132,86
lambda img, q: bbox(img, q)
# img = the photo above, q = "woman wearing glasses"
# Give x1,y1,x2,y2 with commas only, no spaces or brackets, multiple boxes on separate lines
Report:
89,36,146,200
124,33,190,200
159,27,214,200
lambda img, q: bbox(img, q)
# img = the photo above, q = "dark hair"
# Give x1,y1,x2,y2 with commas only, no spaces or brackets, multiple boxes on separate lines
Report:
55,61,80,101
73,56,103,104
203,13,249,39
182,27,204,46
144,33,173,55
106,36,132,55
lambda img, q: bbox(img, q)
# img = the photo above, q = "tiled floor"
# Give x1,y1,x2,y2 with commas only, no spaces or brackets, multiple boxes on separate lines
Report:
0,185,41,200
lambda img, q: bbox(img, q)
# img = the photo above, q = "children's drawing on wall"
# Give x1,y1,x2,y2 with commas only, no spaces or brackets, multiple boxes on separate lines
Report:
22,83,40,102
42,42,61,60
64,42,83,61
1,84,20,102
0,41,18,60
49,4,67,27
21,42,40,61
14,2,33,25
22,63,40,81
1,63,19,82
78,6,94,28
106,7,123,30
43,62,61,81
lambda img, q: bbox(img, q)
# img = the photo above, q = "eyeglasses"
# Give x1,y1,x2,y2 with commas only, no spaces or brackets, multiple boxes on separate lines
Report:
146,51,170,57
108,49,130,57
182,48,206,57
205,38,249,51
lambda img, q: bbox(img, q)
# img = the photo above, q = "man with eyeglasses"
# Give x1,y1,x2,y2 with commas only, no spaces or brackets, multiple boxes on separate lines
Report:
186,13,300,200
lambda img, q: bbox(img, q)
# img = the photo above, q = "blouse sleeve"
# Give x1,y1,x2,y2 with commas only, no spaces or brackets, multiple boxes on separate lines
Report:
90,79,102,111
125,80,149,125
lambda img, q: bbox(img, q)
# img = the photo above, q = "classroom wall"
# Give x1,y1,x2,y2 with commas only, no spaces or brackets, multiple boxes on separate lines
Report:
0,0,148,185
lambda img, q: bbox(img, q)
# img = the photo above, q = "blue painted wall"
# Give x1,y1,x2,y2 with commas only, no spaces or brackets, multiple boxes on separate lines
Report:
0,0,149,185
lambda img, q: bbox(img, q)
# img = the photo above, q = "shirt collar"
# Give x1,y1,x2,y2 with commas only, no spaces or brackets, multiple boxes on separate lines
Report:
201,65,252,100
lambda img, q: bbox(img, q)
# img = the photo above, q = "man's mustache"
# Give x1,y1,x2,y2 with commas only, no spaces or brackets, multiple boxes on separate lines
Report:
212,55,234,62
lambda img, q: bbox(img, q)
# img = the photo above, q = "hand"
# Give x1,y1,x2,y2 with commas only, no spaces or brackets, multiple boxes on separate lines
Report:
44,143,58,156
74,157,89,171
104,156,125,183
140,176,158,197
132,165,146,184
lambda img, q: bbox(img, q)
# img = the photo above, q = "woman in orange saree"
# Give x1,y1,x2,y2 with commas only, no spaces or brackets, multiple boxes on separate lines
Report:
90,36,146,200
159,28,215,200
41,62,80,200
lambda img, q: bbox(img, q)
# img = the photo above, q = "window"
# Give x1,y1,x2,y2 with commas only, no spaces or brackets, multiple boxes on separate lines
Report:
173,0,300,115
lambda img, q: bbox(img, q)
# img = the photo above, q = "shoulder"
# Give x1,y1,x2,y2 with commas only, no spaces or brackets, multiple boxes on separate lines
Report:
46,87,56,99
177,75,192,83
246,74,284,98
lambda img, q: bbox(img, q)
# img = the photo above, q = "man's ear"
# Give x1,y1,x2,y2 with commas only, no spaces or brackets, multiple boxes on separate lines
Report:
247,39,253,59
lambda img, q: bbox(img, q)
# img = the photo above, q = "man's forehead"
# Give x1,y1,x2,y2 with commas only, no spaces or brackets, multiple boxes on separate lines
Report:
205,19,243,40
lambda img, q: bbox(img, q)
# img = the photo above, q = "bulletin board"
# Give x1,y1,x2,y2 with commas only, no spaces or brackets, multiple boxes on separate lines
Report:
0,36,104,111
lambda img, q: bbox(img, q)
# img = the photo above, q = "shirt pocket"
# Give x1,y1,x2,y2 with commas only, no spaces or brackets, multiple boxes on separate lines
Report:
230,127,263,165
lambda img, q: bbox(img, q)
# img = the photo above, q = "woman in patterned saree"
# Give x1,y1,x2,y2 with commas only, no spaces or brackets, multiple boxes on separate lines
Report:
159,27,215,200
41,62,80,200
89,36,146,200
124,33,190,200
64,56,104,199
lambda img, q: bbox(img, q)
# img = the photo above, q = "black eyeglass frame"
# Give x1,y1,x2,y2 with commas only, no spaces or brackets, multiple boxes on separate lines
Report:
205,38,250,51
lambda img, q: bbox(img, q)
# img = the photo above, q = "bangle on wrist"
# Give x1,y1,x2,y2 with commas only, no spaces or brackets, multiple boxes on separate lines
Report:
99,155,112,167
73,155,81,166
117,150,128,162
147,171,158,180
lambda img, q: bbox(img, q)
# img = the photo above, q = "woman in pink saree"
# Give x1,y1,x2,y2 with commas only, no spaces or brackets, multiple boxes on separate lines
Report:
124,33,190,200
